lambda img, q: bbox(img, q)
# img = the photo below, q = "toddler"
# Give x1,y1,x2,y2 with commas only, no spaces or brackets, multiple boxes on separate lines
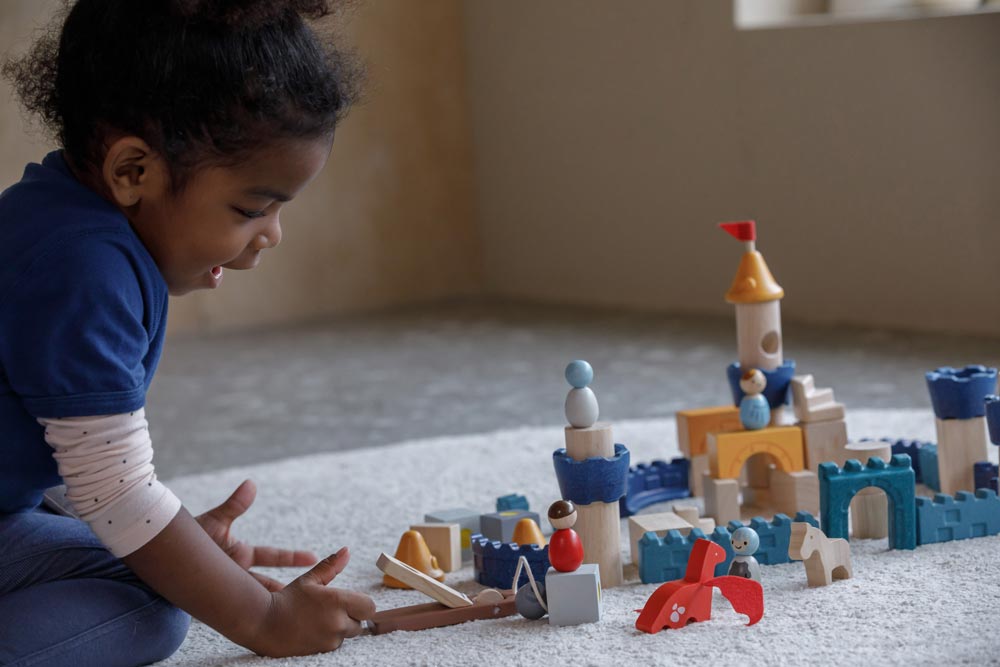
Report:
0,1,375,664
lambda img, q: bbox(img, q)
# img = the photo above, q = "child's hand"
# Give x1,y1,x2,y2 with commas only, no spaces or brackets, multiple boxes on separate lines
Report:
257,547,377,656
195,478,318,591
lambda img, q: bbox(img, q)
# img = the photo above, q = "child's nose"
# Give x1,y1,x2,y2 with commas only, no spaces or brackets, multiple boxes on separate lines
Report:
257,218,282,250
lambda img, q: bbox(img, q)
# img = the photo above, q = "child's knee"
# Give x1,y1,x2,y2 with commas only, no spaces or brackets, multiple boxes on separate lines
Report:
143,600,191,663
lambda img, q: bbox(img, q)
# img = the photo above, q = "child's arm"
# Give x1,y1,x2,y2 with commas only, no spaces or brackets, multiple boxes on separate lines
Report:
124,507,375,657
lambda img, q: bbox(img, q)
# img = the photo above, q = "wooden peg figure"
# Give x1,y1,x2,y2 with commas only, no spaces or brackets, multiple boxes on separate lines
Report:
728,526,761,583
739,368,770,430
547,500,584,572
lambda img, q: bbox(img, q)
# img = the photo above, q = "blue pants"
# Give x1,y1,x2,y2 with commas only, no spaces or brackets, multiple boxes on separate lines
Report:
0,508,189,666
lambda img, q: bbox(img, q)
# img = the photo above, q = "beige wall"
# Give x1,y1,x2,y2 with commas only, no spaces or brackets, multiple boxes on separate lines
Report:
1,0,482,336
462,1,1000,335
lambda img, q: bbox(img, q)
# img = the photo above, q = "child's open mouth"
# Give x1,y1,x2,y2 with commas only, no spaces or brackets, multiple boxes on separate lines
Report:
208,265,223,288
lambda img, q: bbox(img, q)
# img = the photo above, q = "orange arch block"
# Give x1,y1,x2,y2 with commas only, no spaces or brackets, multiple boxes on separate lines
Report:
707,425,805,479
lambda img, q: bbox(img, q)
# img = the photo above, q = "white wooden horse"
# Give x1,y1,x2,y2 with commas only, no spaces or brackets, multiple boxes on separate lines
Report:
788,522,852,587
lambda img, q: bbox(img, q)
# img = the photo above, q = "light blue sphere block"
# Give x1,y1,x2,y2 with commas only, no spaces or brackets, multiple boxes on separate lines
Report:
565,360,594,389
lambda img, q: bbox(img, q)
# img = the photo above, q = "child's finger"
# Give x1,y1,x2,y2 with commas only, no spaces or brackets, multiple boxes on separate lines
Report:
211,479,257,523
250,545,318,568
338,590,377,621
297,547,349,586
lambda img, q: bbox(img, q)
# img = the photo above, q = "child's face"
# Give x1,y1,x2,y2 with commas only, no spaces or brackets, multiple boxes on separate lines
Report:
125,137,332,295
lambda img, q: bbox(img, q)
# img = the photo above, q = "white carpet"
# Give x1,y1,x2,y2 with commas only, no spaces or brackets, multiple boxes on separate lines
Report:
161,410,1000,667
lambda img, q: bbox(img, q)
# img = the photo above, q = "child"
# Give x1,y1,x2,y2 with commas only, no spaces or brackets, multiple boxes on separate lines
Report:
0,1,374,663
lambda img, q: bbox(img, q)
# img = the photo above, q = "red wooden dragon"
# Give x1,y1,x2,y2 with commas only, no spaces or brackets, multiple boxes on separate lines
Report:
636,538,764,633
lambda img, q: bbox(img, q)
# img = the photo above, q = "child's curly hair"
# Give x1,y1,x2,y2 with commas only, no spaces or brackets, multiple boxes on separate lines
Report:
3,0,363,189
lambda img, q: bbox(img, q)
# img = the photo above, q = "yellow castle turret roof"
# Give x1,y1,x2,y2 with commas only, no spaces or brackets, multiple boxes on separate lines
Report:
725,250,784,304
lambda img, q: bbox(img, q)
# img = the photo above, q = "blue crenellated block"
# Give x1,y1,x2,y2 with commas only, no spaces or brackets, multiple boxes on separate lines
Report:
619,458,691,518
987,396,1000,445
553,443,630,505
496,494,529,512
880,439,933,484
637,510,821,583
915,489,1000,545
819,455,917,550
637,528,707,584
918,444,940,492
925,366,998,420
471,534,550,589
726,361,796,409
974,462,999,493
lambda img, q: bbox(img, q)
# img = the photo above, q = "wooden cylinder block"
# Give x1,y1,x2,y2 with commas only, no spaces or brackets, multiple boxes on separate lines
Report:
563,423,623,588
735,301,783,372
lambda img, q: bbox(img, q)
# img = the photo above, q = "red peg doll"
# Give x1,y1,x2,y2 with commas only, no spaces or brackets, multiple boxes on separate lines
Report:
547,500,584,572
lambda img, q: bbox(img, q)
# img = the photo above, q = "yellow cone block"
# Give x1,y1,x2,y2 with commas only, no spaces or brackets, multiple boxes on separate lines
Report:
511,517,547,547
383,530,445,589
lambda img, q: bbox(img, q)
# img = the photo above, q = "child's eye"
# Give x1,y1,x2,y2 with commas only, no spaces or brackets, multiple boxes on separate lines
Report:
232,206,267,219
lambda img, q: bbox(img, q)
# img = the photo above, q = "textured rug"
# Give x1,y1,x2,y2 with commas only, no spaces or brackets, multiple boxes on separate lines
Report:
161,409,1000,667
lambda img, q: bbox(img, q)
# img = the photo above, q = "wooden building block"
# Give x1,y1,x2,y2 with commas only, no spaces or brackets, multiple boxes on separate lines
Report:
546,564,602,626
376,553,471,608
424,508,481,563
702,474,740,524
370,590,516,635
627,512,694,564
672,504,715,534
676,405,742,458
689,453,708,497
850,487,887,539
564,422,623,589
410,523,461,573
769,469,819,515
707,425,804,479
801,419,849,471
935,416,989,495
790,374,846,423
745,454,775,489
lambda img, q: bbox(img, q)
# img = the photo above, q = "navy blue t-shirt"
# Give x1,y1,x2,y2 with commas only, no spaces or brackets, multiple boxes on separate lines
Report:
0,152,168,513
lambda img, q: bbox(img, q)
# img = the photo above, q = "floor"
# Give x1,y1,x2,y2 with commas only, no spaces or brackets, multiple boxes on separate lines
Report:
148,299,1000,480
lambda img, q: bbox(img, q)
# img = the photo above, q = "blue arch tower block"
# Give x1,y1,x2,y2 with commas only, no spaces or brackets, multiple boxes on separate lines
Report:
925,366,998,420
553,443,630,505
986,395,1000,445
726,361,796,408
819,455,917,550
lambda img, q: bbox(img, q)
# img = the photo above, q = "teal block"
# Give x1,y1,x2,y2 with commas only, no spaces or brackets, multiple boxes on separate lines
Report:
916,489,1000,546
819,455,917,550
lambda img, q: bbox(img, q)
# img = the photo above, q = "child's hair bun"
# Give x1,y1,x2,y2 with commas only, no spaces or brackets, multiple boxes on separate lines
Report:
171,0,334,27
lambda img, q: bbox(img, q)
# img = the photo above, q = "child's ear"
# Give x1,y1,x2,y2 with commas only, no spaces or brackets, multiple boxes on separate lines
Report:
102,137,168,209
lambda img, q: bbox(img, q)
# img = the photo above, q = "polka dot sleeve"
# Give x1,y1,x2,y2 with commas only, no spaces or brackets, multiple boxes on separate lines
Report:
38,408,181,557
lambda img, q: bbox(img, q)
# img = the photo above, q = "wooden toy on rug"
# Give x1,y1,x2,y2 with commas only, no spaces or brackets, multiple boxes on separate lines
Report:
787,522,852,587
377,552,466,606
368,589,518,635
727,526,761,582
845,440,892,539
383,530,444,589
819,456,917,550
545,562,602,626
547,500,583,572
512,555,549,620
496,493,530,512
373,554,516,634
926,366,997,495
410,523,461,573
512,517,546,546
424,508,481,563
480,509,541,543
553,360,630,588
635,538,763,634
739,369,770,430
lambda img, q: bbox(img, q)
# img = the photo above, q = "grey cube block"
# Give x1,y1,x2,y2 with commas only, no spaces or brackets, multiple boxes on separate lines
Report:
479,510,540,544
545,564,602,626
425,508,481,562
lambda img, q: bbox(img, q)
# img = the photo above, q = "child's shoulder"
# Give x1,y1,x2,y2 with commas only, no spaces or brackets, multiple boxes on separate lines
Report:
0,151,163,306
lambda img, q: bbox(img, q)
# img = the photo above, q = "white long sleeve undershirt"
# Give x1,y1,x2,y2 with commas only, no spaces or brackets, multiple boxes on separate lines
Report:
39,408,181,557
